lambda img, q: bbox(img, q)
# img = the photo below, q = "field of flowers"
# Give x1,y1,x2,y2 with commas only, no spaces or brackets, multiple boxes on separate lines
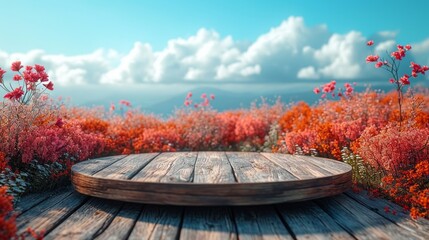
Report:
1,42,428,238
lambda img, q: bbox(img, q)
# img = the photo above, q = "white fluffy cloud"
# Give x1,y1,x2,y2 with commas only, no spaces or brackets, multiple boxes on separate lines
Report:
0,16,428,85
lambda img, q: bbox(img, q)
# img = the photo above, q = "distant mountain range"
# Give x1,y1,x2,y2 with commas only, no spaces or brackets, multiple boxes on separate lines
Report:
71,82,427,117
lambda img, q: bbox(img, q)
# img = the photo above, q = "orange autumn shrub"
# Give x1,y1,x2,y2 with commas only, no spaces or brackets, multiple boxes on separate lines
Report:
0,186,16,240
133,122,183,152
381,160,429,219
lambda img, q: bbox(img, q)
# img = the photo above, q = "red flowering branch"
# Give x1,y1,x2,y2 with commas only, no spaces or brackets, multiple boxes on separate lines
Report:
365,41,428,125
0,61,54,105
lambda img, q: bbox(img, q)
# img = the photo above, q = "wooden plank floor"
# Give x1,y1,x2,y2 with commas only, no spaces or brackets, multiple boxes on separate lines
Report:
14,186,429,240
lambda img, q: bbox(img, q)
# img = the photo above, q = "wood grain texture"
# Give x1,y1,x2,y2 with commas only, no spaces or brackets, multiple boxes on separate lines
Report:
345,190,429,239
94,203,142,240
317,194,424,240
193,151,236,183
45,198,122,240
128,205,183,240
294,155,352,174
180,207,237,240
132,152,197,183
16,188,429,240
16,190,87,235
277,201,352,240
94,153,159,180
72,152,352,206
14,186,73,216
261,153,333,179
226,152,298,182
233,206,293,240
71,155,127,176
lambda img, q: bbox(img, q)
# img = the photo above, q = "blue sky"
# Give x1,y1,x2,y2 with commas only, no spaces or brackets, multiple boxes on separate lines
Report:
1,0,428,54
0,0,428,109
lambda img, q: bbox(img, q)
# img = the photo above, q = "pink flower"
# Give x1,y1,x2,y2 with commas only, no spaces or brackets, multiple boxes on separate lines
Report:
43,81,54,90
389,78,395,84
375,61,383,68
405,44,412,50
186,92,192,99
4,87,24,101
119,100,131,107
11,61,23,71
201,93,207,99
110,103,115,111
184,100,190,107
366,55,379,62
321,93,326,99
313,87,320,94
367,40,374,46
210,94,215,100
13,74,22,81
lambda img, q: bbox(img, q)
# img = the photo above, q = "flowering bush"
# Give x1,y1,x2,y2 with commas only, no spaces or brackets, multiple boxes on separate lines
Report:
365,41,428,124
1,61,53,105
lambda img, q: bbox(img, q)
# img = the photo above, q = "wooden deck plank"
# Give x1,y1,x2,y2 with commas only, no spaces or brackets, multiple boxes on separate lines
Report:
261,153,333,179
71,155,127,176
128,205,183,240
131,152,197,183
317,194,425,240
94,203,142,240
45,198,122,240
226,152,298,182
233,206,293,240
14,186,73,216
277,201,352,240
180,207,237,240
16,189,87,236
193,152,236,183
345,190,429,239
94,153,159,180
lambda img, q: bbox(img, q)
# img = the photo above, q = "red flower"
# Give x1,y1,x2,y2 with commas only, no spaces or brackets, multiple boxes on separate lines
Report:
11,61,23,71
405,45,412,50
43,81,54,90
55,118,64,128
13,74,22,81
375,61,383,68
184,100,190,107
367,40,374,46
34,64,45,73
0,68,5,80
400,74,410,85
4,87,24,101
366,55,379,62
389,78,395,83
210,94,215,100
391,49,406,60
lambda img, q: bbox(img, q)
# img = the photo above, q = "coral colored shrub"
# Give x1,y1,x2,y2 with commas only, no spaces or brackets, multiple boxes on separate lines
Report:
356,124,429,174
18,122,105,164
